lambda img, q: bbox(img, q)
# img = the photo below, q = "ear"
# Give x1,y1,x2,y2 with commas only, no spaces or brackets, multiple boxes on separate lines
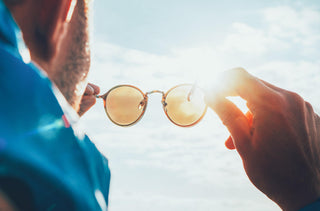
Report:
35,0,77,61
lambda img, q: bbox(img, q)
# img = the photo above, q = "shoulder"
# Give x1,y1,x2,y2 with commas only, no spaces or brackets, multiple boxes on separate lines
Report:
0,47,111,210
0,46,63,139
0,47,57,105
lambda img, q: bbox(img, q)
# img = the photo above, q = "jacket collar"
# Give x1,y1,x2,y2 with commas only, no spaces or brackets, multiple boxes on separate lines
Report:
0,0,29,61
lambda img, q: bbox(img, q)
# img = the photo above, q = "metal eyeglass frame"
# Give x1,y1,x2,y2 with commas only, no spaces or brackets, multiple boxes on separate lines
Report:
96,84,208,127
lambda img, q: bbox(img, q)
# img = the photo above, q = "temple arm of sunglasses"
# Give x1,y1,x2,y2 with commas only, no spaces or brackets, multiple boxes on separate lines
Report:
187,83,197,101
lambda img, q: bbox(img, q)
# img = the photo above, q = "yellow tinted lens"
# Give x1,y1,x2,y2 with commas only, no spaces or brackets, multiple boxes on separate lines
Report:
105,86,146,126
165,85,207,126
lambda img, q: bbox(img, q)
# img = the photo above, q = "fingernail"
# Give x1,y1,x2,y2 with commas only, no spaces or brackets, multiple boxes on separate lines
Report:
87,84,94,95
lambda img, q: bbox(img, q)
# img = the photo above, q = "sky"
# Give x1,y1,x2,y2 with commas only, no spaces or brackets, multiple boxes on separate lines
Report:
81,0,320,210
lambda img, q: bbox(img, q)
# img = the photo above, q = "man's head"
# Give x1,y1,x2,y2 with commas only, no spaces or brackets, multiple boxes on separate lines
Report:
4,0,92,111
4,0,77,63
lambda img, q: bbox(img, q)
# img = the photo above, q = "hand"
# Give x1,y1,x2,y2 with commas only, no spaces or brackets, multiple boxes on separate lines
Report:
78,83,100,116
205,68,320,211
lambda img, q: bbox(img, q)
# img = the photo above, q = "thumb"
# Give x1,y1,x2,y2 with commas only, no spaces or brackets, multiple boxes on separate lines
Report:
205,95,252,157
224,111,253,150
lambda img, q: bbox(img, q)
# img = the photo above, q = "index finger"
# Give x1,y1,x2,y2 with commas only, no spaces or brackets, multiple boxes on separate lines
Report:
220,67,278,105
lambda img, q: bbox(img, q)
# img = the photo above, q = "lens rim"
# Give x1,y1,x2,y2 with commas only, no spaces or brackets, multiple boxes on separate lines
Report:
162,84,208,127
101,85,148,127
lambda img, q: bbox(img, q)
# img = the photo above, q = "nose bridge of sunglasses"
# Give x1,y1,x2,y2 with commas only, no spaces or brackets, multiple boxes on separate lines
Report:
145,90,167,106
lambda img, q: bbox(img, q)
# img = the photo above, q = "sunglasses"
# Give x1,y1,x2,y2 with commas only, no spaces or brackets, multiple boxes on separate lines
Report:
96,84,207,127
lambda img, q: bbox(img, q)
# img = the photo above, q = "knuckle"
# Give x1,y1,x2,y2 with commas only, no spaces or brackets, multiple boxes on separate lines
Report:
273,89,300,106
233,67,250,81
224,67,249,82
288,91,303,102
233,67,248,75
284,91,305,109
272,92,286,105
305,101,314,113
263,91,285,108
278,91,316,120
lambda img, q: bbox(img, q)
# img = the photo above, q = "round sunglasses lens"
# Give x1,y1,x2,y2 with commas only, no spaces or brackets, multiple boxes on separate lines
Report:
165,85,207,126
105,86,146,126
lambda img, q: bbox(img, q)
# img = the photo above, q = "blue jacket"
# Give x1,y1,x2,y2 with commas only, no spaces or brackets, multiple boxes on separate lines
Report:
0,1,110,210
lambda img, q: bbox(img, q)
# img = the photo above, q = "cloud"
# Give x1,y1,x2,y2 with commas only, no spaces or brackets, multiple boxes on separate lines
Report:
91,5,320,89
221,22,288,55
263,6,320,42
263,6,320,57
108,191,278,211
220,6,320,60
84,4,320,211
